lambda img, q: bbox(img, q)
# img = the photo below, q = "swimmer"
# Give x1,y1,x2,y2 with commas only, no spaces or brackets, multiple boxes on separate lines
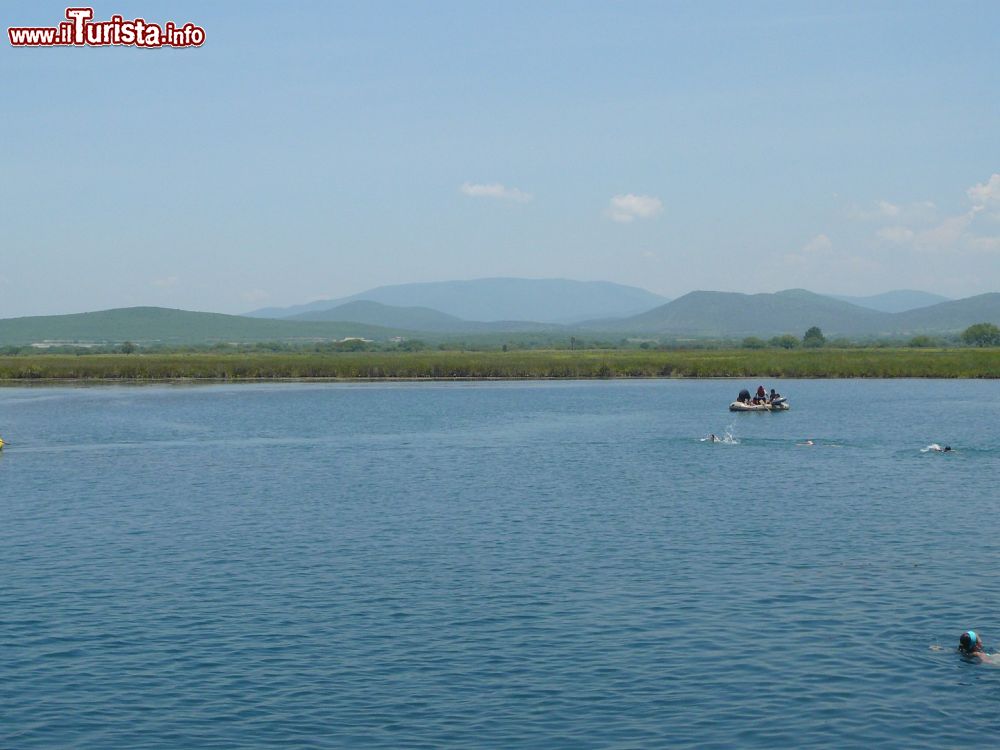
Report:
924,444,953,453
958,631,997,664
702,433,721,443
797,439,815,446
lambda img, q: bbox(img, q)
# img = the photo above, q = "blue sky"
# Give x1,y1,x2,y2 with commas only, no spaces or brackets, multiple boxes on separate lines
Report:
2,1,999,317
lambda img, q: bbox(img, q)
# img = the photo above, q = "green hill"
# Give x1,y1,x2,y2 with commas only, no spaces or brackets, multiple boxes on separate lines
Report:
593,289,890,336
593,289,1000,337
290,300,469,330
890,293,1000,333
0,307,405,346
289,300,561,334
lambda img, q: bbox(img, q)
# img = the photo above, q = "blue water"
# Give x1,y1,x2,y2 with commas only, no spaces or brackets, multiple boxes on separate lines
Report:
2,379,1000,749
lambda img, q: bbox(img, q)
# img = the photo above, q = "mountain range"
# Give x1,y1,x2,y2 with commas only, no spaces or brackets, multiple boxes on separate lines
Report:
588,289,998,337
1,280,997,346
247,278,668,324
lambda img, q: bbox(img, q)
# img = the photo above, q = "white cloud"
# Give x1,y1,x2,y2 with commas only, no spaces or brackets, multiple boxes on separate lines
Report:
607,193,663,223
802,234,832,254
152,275,179,288
783,234,879,277
852,200,936,222
876,200,900,217
460,182,532,203
915,211,977,250
861,175,1000,254
876,226,915,243
784,234,833,265
967,173,1000,208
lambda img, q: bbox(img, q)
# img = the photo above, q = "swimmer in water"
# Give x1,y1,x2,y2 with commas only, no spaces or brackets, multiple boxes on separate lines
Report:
797,439,815,446
926,444,953,453
702,433,720,443
958,631,996,663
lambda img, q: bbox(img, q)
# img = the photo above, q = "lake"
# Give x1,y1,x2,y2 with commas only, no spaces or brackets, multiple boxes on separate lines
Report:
2,379,999,748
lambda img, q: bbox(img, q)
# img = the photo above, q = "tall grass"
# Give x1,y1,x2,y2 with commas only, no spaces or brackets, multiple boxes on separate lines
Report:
1,348,998,380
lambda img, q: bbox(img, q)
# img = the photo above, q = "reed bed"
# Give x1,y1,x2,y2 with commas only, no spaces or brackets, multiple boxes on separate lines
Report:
0,348,998,381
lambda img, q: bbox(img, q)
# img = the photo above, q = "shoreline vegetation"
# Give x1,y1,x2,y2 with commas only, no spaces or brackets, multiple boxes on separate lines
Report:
1,348,998,381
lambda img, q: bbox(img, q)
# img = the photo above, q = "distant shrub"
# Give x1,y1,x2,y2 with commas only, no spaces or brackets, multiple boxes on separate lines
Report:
908,335,938,348
770,334,800,349
802,326,826,348
742,336,766,349
961,322,1000,347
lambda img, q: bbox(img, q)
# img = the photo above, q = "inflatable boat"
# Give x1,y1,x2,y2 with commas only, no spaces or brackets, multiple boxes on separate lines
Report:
729,398,789,412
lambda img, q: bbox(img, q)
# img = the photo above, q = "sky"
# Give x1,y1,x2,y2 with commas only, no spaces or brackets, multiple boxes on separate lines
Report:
2,1,999,317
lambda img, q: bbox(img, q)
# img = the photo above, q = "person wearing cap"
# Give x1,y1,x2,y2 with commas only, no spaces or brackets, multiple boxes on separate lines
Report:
959,631,996,663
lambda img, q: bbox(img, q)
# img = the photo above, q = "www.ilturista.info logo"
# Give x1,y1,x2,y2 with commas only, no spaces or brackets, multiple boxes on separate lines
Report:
8,7,205,48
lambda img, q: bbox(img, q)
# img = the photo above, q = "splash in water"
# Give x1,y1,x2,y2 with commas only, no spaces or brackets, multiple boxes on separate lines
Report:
701,423,739,444
921,443,953,453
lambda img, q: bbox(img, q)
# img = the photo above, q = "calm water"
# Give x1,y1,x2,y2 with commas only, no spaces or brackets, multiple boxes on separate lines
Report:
2,379,1000,749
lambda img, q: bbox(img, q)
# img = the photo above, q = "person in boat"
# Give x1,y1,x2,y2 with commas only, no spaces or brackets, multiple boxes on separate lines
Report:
769,388,780,402
959,631,996,663
737,388,751,404
756,385,767,401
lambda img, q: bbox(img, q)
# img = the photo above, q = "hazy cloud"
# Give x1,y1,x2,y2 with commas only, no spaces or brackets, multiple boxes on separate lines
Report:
783,234,879,280
967,173,1000,226
863,175,999,254
876,226,915,243
607,194,663,223
460,182,533,203
784,234,833,265
802,234,832,254
968,235,1000,254
876,200,900,217
241,289,269,303
852,200,935,222
967,173,1000,208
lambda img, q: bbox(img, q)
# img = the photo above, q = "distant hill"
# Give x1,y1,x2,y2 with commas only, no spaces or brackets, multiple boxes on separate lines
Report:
828,290,950,313
592,289,1000,337
6,292,997,347
289,300,560,334
890,293,1000,333
0,307,404,346
592,289,891,336
247,278,668,324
